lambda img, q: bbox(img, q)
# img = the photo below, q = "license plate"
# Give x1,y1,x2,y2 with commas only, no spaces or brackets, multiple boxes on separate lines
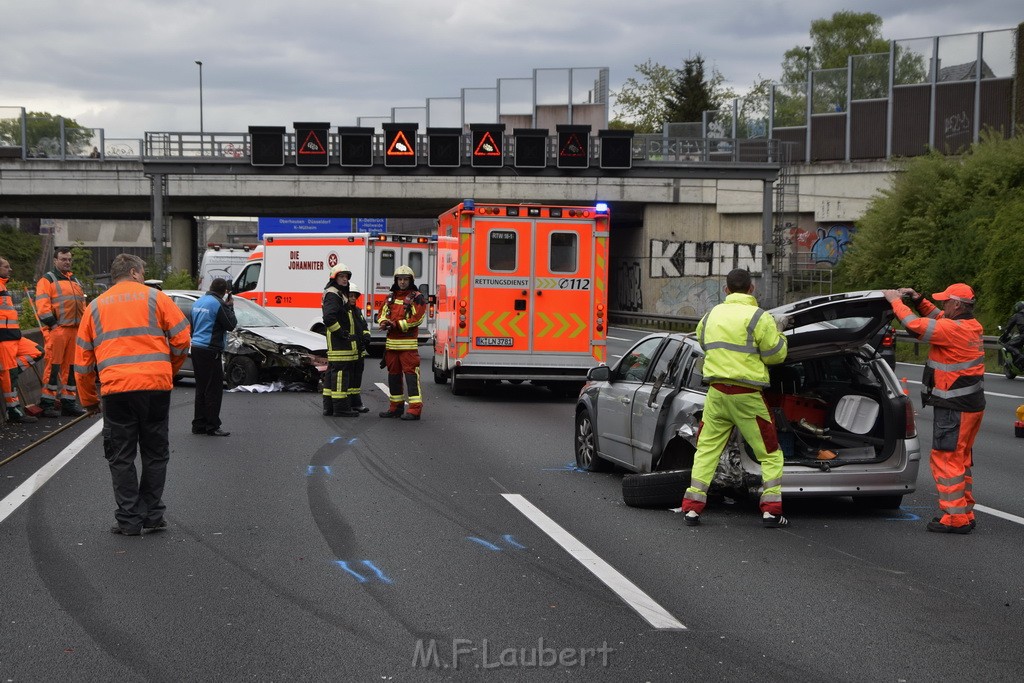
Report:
476,336,514,347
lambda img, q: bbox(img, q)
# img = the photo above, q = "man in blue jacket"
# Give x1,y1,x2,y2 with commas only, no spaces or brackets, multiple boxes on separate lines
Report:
190,278,237,436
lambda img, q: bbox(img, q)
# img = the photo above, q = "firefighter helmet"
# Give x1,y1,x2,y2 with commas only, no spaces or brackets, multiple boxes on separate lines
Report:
1015,301,1024,314
395,265,415,278
330,263,351,278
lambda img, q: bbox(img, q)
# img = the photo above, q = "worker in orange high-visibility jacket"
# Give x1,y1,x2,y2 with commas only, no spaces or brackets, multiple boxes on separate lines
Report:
884,283,984,535
35,246,87,417
75,253,191,536
1,257,41,423
378,265,427,420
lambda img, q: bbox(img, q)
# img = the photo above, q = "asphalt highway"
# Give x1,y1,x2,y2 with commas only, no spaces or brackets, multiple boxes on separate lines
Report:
1,331,1022,680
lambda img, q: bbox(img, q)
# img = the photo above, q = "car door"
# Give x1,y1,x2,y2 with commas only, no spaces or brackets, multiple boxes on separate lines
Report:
629,338,687,468
593,336,665,467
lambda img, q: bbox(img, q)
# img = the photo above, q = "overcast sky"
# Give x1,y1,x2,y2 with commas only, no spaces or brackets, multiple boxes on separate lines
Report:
2,0,1019,141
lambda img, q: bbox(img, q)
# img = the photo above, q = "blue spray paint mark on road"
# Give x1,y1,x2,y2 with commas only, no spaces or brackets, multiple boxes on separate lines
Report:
467,536,502,551
542,462,586,472
329,436,359,445
502,534,526,549
306,465,316,476
323,466,332,476
360,560,394,584
335,560,369,583
330,436,344,444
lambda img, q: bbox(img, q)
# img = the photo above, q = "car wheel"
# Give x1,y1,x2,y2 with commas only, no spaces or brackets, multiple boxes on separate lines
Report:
225,356,259,388
622,469,693,509
574,409,612,472
853,494,904,510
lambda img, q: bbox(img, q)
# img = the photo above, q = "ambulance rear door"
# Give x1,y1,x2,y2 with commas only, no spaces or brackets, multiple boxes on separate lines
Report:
531,218,594,355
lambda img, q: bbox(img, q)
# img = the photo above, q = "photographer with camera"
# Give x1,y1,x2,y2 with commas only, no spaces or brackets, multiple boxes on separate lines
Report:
189,278,237,436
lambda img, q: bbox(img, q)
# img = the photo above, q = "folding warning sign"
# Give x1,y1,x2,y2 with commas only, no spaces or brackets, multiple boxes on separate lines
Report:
513,128,548,169
338,126,374,167
383,123,418,167
599,128,635,170
294,122,329,167
427,127,461,168
556,124,591,169
249,126,286,167
470,123,506,168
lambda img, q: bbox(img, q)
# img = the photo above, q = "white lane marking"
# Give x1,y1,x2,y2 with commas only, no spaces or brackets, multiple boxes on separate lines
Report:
0,420,103,526
975,504,1024,525
375,381,389,395
502,493,686,630
606,335,632,341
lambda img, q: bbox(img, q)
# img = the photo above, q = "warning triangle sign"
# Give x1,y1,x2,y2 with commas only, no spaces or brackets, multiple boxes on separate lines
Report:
559,133,585,157
387,130,415,156
473,131,502,156
299,130,326,155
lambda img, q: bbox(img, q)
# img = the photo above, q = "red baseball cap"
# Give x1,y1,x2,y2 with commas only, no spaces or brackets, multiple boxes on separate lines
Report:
932,283,975,303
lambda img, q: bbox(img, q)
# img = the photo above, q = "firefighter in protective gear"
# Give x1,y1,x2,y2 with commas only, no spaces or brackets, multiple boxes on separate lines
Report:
74,253,191,535
1,257,41,423
681,269,789,528
378,264,426,420
884,283,984,534
35,247,87,417
347,288,371,413
321,263,359,418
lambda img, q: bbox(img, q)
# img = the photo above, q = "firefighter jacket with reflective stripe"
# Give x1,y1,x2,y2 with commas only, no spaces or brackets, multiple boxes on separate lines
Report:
0,278,22,342
35,269,86,329
891,297,985,412
696,292,788,389
73,281,191,407
378,286,426,351
322,284,358,362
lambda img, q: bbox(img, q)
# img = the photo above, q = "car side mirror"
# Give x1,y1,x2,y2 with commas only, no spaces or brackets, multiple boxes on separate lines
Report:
587,365,610,382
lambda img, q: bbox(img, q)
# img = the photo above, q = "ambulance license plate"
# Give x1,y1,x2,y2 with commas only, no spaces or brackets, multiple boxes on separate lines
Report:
476,336,514,347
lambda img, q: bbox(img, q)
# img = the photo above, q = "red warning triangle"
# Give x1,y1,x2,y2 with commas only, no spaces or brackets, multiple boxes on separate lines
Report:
387,130,415,156
559,133,586,157
473,131,501,156
299,130,326,155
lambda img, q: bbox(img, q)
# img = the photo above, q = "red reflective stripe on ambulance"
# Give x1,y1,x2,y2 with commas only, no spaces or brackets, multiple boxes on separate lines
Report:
261,292,324,308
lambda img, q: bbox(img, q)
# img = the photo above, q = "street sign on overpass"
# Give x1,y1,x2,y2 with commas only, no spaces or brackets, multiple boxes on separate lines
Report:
257,217,386,238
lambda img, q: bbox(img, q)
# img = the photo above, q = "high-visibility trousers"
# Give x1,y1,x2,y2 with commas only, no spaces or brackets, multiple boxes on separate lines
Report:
40,325,78,403
384,348,422,415
682,384,784,515
930,406,983,528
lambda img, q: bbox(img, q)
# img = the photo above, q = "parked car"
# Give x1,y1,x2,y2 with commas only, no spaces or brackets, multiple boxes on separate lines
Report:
166,290,328,389
574,290,921,510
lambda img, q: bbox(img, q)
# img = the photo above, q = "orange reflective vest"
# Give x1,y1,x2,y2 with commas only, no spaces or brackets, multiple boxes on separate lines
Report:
35,270,86,329
0,277,21,343
891,297,985,412
74,281,191,407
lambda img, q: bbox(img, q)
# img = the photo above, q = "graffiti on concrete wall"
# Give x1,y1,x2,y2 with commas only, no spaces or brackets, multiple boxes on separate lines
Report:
790,224,853,266
653,276,725,317
613,260,643,312
649,240,762,278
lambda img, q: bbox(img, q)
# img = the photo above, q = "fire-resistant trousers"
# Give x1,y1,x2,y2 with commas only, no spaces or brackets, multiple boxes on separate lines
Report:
931,406,983,528
384,348,422,416
102,390,171,530
682,384,784,516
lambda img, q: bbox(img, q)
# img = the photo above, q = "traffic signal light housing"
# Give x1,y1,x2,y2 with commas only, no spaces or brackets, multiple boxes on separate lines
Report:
294,121,330,167
513,128,548,169
470,124,505,168
383,123,418,168
427,127,462,168
556,124,591,169
249,126,285,167
338,126,374,167
598,129,635,170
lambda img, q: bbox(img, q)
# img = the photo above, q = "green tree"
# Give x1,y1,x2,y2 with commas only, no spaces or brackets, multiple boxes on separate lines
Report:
611,59,675,133
70,242,97,292
0,226,42,285
835,131,1024,330
0,111,94,155
664,55,720,123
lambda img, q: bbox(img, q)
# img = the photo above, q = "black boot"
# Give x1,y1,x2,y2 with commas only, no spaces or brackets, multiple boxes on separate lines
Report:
322,395,334,416
350,396,370,414
7,407,38,424
333,398,359,417
61,399,87,417
379,404,404,418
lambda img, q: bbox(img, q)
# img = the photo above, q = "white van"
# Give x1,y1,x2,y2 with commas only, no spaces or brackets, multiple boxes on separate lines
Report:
197,244,256,291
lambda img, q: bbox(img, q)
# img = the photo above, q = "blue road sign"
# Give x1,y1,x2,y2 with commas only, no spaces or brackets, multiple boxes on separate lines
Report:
258,217,387,238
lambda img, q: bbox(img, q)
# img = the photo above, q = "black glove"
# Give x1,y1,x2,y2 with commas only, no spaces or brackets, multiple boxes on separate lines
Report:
379,357,387,369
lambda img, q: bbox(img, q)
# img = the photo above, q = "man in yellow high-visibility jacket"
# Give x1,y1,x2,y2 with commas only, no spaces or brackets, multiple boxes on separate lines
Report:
682,268,790,528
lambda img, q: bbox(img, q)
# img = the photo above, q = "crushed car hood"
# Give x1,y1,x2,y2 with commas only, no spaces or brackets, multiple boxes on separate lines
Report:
770,290,893,359
241,326,328,354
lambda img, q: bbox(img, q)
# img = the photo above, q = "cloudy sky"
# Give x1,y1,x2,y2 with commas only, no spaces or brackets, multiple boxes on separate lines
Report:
2,0,1019,140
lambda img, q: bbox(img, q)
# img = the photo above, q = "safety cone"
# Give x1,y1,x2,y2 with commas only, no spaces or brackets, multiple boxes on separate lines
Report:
900,377,910,396
1015,405,1024,438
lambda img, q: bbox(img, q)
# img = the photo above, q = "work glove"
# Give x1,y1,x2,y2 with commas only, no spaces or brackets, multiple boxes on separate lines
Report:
379,357,387,369
773,314,793,332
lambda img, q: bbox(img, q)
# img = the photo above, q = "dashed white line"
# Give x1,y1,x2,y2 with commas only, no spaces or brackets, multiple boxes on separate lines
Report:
502,493,686,630
975,504,1024,525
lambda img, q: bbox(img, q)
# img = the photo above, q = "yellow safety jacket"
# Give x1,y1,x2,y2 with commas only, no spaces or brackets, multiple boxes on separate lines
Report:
696,292,788,389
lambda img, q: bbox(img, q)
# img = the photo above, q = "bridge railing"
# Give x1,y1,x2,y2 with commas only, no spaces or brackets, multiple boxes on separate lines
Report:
136,131,783,165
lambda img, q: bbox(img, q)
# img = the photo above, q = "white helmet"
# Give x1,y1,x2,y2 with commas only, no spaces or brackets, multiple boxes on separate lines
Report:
330,263,351,279
395,265,415,278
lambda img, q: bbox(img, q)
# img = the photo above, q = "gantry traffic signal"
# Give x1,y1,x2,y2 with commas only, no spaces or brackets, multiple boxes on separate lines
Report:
294,122,329,167
427,127,461,168
513,128,547,169
338,126,374,167
471,124,505,168
383,123,418,168
249,126,285,167
599,129,635,170
556,125,591,169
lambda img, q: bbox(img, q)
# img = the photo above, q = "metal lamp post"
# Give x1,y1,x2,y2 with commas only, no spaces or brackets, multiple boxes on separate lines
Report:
195,60,204,155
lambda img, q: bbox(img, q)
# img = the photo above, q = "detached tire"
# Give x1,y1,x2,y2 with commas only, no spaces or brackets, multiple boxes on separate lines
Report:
225,356,258,388
622,469,692,509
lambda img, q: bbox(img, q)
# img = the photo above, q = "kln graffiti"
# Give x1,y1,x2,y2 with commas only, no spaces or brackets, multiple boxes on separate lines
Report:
649,240,763,278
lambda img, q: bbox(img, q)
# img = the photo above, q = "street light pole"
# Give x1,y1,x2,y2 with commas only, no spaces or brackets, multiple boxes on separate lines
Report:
195,60,204,155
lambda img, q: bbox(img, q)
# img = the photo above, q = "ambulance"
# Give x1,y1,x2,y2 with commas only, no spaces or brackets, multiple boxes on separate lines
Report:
231,233,436,349
431,200,609,396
